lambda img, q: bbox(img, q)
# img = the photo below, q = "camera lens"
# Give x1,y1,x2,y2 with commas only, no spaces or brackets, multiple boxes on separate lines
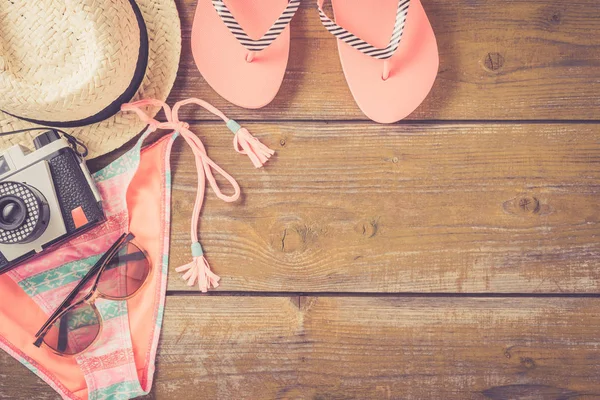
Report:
0,182,50,244
0,197,26,229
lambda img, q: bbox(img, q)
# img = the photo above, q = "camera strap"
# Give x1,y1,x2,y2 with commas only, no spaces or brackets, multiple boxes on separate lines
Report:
0,128,89,158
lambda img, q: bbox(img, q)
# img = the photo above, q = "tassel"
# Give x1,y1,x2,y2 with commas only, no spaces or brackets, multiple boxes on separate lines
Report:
124,98,246,293
175,242,220,293
228,120,275,168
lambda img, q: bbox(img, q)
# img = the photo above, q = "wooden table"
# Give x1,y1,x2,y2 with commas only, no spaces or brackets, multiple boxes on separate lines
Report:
2,0,600,398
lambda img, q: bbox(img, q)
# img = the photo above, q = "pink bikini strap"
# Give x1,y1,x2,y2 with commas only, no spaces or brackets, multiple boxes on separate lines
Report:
122,98,274,292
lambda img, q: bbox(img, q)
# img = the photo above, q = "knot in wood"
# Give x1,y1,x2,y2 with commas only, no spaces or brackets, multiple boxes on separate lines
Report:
520,357,536,369
355,220,378,238
280,228,304,253
517,196,540,214
483,52,505,72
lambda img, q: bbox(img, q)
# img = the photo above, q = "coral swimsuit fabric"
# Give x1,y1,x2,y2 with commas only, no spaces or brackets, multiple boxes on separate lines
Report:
0,130,177,400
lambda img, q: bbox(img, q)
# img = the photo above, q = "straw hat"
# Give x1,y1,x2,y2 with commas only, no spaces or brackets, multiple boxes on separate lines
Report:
0,0,181,159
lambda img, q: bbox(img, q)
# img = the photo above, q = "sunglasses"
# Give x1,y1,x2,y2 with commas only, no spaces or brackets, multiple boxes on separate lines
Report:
33,233,151,356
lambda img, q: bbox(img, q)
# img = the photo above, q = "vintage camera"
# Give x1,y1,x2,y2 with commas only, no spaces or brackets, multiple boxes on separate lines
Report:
0,130,105,274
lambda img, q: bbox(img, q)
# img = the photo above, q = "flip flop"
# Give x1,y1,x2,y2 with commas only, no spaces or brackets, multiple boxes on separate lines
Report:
192,0,301,109
317,0,439,123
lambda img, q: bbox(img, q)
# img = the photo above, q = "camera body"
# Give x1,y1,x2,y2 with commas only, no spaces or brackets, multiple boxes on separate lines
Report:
0,130,105,274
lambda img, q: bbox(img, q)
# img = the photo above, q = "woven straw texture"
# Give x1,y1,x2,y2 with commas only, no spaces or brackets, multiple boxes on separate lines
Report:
0,0,181,159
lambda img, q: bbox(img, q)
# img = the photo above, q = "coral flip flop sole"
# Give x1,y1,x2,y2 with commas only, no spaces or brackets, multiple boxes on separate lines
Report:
326,0,439,123
192,0,298,109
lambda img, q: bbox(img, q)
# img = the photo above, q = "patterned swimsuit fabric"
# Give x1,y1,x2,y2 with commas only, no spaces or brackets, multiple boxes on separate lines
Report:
0,129,177,400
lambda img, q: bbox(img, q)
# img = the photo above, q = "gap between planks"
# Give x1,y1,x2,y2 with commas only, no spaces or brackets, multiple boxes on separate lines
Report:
166,291,600,299
148,118,600,125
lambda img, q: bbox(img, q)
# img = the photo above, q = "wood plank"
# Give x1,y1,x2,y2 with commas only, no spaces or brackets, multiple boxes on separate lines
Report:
164,122,600,293
169,0,600,121
3,296,600,399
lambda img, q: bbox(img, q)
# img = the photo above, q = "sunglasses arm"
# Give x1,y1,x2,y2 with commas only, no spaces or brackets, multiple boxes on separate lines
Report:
33,233,133,345
33,304,73,348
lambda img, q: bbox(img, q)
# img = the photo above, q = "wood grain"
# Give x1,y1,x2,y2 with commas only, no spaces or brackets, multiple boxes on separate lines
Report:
3,296,600,399
169,0,600,121
164,122,600,293
3,1,600,398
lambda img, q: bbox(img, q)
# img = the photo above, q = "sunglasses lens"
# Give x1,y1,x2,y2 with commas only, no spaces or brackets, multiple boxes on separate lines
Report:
97,242,150,298
44,303,100,355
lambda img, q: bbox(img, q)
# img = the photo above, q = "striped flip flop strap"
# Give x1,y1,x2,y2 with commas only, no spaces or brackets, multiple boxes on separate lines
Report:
212,0,301,52
318,0,411,60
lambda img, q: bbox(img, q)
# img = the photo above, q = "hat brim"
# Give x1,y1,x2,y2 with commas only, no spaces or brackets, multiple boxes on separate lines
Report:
0,0,181,160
